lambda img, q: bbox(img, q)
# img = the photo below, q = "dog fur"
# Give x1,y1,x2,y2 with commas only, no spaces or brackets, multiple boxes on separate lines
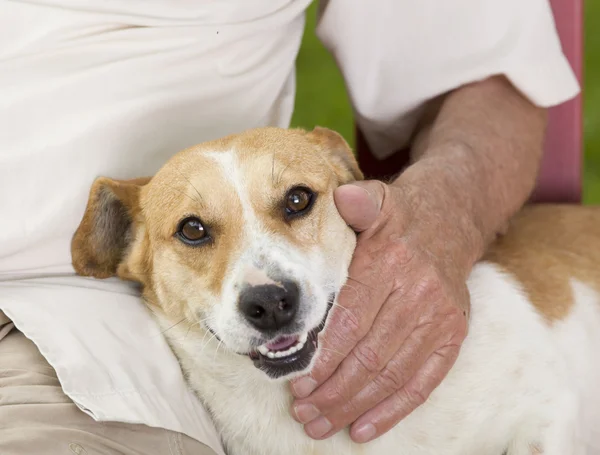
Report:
72,127,600,455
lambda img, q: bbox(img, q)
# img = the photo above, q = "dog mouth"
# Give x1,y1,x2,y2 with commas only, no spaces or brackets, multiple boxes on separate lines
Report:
248,294,334,379
256,332,311,359
248,331,317,378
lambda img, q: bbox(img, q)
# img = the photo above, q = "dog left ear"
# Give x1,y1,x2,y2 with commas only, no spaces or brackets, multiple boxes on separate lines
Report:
71,176,151,279
308,126,364,183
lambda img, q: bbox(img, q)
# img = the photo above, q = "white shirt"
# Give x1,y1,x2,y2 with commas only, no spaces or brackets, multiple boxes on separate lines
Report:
0,0,579,452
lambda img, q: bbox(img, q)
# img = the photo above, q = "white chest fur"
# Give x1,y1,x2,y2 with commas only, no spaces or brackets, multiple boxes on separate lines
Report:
161,263,600,455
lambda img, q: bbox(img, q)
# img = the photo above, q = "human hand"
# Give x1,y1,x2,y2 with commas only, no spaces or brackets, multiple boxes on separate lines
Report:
290,179,470,443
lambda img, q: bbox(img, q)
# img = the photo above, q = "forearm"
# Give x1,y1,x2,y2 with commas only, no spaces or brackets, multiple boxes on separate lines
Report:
392,76,547,275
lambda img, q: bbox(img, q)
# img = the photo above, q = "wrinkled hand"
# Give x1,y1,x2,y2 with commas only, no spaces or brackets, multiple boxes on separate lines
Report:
290,180,470,443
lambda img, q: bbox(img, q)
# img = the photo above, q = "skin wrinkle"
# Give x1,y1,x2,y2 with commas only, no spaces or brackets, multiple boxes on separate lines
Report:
397,75,546,296
292,75,547,443
410,76,546,260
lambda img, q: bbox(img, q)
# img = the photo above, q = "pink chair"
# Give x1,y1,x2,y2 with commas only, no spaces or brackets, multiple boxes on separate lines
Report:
356,0,583,203
532,0,583,202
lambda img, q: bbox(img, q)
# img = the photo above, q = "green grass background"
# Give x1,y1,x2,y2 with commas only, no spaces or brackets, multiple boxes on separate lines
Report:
291,2,600,204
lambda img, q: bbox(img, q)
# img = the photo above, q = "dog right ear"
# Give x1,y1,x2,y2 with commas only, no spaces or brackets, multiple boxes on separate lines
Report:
71,176,151,279
307,126,364,183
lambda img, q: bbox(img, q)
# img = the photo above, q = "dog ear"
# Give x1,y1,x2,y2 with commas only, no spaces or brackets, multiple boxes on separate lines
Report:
71,176,151,279
308,126,364,183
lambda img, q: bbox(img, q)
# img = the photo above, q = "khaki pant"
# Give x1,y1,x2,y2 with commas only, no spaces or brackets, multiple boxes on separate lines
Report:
0,324,218,455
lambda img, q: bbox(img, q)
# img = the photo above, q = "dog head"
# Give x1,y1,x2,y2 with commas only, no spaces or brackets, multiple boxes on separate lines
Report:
72,127,363,379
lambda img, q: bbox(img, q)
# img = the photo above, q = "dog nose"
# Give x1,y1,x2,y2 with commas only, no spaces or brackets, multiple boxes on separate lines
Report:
239,281,299,331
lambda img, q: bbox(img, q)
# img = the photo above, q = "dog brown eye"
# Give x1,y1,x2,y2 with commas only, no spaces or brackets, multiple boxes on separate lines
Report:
287,190,310,212
177,217,209,245
285,187,315,218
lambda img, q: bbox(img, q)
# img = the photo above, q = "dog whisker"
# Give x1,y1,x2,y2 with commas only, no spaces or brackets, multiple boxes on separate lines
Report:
197,332,218,356
275,159,296,187
161,317,187,335
338,282,361,301
172,165,204,204
214,338,223,361
331,301,352,313
271,152,276,186
164,183,201,205
346,275,376,290
196,325,212,345
184,321,201,340
196,314,216,325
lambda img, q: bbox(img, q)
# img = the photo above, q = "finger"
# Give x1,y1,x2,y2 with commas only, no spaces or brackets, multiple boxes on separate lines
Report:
334,181,386,232
290,268,389,400
294,263,450,418
294,288,425,419
290,240,395,400
349,344,461,444
300,326,438,439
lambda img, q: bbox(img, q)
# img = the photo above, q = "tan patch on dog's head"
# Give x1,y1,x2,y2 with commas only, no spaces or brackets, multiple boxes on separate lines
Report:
483,204,600,322
227,126,361,248
139,126,360,296
71,127,362,343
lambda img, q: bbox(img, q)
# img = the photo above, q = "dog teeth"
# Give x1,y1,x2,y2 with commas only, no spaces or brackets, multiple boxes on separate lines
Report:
258,332,309,359
274,341,303,358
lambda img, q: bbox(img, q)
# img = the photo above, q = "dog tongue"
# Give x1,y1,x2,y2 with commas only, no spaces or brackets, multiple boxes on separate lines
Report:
265,335,298,351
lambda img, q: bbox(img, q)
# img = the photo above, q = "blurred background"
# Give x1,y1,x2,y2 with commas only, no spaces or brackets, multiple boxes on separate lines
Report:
291,2,600,203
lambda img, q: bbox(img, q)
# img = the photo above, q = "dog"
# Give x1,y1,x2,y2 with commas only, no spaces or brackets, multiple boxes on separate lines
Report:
71,127,600,455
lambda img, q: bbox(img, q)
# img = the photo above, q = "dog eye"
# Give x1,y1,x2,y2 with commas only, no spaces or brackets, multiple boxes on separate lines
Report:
176,217,209,245
285,187,315,218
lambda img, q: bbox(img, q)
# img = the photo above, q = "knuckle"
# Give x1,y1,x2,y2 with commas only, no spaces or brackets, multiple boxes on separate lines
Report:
401,383,429,408
411,266,445,302
434,291,469,330
323,384,351,407
421,265,444,290
374,367,406,394
383,239,414,269
309,359,333,385
443,311,469,344
447,302,467,324
352,344,384,374
341,398,361,416
337,308,365,341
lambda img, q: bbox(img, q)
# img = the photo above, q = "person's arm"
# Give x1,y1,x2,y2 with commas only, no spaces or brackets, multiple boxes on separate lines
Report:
400,75,547,293
289,75,546,442
290,0,578,443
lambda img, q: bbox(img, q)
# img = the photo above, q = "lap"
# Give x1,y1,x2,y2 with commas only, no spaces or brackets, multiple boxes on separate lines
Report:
0,328,218,455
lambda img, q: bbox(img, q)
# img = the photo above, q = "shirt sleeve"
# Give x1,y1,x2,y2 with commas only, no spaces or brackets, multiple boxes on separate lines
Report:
316,0,580,159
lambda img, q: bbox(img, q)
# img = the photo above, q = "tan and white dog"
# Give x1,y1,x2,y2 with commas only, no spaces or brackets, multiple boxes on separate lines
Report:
72,127,600,455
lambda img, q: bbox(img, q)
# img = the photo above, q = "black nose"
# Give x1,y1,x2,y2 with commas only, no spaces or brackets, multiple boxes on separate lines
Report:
239,281,299,331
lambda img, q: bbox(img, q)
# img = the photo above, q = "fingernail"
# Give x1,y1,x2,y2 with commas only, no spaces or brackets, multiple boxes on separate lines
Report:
292,377,317,398
305,416,333,439
352,423,376,443
293,403,321,423
353,182,382,211
356,185,371,196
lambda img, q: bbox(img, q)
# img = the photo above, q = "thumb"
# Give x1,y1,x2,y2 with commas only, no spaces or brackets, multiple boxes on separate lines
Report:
333,180,386,232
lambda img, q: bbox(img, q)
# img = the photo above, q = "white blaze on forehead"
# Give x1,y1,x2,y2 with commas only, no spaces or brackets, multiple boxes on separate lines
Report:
204,150,290,288
204,149,261,232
